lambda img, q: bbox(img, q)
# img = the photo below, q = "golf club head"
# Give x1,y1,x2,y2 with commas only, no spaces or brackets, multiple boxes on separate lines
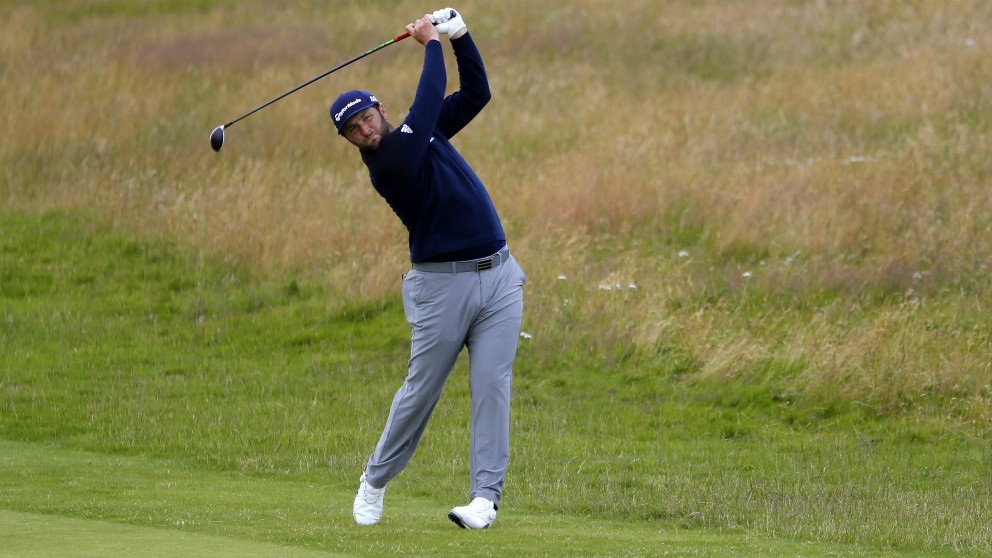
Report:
210,125,225,152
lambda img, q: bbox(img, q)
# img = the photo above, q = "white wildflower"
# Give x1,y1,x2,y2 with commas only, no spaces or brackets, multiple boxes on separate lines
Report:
520,332,533,340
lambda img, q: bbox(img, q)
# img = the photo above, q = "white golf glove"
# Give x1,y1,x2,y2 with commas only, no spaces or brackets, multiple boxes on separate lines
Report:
429,8,466,36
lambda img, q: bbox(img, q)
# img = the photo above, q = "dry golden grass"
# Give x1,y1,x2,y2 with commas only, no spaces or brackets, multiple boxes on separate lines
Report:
2,0,990,421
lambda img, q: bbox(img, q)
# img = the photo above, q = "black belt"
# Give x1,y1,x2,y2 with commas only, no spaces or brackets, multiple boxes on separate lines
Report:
412,246,510,273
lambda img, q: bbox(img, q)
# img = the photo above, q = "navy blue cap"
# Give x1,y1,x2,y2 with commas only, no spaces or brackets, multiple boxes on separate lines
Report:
330,90,379,134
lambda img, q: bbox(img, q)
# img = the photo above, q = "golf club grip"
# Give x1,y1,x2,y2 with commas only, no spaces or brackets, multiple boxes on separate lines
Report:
393,10,455,42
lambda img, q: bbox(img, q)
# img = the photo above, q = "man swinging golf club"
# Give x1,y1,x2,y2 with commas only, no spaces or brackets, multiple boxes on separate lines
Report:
331,8,525,529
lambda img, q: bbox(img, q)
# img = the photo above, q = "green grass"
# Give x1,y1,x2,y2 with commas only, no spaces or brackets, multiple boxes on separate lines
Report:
20,0,220,23
0,441,944,558
1,510,351,558
2,211,990,556
3,2,992,554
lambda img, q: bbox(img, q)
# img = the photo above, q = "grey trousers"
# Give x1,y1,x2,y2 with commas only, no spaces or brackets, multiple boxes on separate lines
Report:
363,253,526,507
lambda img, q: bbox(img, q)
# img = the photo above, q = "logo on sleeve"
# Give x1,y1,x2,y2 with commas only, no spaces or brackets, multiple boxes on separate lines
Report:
401,124,413,134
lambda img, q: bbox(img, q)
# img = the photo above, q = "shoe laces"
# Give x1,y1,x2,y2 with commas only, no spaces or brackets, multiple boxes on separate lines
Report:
467,497,495,513
360,478,384,503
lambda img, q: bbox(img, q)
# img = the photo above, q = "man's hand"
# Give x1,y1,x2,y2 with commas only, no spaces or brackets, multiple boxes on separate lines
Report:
429,8,467,39
406,14,440,46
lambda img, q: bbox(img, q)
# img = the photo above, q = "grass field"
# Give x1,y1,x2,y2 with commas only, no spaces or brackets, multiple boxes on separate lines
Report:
2,0,991,556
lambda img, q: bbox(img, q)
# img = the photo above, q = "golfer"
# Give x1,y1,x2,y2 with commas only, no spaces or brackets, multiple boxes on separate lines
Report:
330,8,525,529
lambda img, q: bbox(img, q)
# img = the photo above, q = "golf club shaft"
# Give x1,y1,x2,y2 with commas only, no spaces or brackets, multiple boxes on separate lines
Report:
222,32,411,130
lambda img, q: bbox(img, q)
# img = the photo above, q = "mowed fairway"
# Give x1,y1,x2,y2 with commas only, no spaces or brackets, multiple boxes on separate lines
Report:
0,440,939,558
2,0,992,556
1,214,987,557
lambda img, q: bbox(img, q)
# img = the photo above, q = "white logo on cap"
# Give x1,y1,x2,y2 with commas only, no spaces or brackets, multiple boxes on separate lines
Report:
334,95,378,122
334,97,363,122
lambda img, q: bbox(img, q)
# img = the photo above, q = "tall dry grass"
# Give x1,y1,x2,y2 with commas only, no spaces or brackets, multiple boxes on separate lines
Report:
2,0,990,421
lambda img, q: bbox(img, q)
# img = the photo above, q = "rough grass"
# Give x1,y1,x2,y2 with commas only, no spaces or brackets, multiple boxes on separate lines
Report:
2,0,991,554
2,211,991,556
3,1,989,421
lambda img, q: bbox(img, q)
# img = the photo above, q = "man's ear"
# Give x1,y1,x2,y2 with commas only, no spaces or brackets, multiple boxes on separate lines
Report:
377,104,388,122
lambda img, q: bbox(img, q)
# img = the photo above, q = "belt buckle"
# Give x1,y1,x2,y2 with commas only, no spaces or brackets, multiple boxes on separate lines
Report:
475,256,494,271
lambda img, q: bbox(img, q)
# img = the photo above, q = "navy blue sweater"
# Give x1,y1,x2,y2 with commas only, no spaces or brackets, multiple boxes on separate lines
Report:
360,34,505,263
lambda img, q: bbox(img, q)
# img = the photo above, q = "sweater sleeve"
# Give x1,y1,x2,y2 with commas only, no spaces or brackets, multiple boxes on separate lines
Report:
437,32,491,139
375,40,446,177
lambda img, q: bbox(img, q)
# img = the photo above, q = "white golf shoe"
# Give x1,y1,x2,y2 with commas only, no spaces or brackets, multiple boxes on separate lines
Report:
448,497,497,529
353,474,385,526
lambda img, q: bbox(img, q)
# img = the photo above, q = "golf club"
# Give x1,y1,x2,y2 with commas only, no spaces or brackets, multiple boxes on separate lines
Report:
210,12,452,152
